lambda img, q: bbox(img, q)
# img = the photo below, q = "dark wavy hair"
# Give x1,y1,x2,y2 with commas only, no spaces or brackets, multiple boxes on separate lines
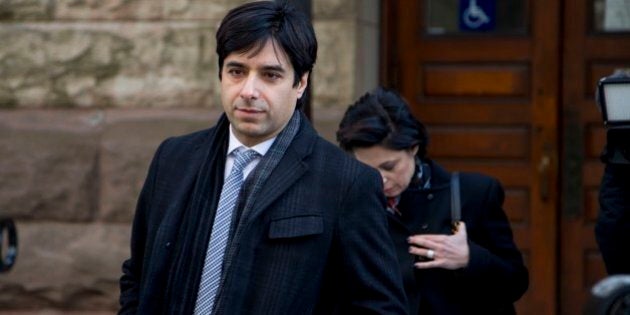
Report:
216,1,317,89
336,87,429,159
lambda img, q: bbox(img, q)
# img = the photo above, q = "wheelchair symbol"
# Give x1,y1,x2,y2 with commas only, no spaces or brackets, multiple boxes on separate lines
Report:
462,0,490,29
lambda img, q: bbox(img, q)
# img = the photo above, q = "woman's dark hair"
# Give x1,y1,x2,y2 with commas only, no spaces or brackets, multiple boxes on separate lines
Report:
336,87,429,159
216,1,317,89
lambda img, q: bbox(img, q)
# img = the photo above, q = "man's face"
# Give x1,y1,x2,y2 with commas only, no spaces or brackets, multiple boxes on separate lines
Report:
220,40,308,147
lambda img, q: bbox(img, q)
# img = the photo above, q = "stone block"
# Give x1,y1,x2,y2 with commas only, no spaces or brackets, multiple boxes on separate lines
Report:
0,22,218,108
0,110,101,221
357,0,379,24
53,0,250,21
0,0,53,20
99,109,222,222
162,0,252,20
312,107,346,144
313,0,357,19
54,0,163,20
312,20,356,109
354,19,379,96
0,222,129,310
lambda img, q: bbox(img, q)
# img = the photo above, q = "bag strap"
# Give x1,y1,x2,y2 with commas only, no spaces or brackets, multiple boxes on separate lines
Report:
450,172,461,232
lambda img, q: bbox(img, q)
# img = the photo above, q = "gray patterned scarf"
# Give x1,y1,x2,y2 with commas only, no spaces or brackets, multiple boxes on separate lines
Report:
236,109,301,225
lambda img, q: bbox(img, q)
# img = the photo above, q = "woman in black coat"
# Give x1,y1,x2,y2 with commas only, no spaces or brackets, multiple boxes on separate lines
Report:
336,87,529,314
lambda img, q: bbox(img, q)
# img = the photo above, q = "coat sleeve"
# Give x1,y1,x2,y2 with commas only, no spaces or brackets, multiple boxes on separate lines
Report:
118,140,167,315
595,164,630,274
459,177,529,304
335,167,408,315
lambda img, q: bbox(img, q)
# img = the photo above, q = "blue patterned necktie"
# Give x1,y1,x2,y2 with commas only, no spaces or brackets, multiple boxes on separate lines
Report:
195,148,259,314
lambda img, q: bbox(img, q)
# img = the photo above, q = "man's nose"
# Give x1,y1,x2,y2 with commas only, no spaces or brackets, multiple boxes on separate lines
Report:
240,74,260,100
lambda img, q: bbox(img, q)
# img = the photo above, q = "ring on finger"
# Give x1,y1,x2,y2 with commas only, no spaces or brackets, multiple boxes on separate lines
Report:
426,249,435,259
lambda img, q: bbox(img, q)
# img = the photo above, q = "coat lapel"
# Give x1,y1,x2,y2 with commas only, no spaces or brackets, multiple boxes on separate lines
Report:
241,120,315,223
389,160,453,234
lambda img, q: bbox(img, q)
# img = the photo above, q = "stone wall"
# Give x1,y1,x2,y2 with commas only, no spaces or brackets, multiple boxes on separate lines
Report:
0,0,373,313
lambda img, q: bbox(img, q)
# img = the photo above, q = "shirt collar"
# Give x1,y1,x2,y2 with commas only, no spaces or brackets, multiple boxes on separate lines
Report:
411,157,431,190
227,125,276,157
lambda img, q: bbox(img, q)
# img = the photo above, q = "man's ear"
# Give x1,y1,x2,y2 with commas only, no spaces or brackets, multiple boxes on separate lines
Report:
296,72,309,99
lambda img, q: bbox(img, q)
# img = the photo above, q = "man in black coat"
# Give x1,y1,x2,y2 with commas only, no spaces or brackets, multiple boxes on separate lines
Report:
594,71,630,276
596,159,630,274
118,2,407,314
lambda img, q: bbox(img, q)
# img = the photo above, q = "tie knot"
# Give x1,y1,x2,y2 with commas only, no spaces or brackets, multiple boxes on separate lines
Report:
232,149,259,172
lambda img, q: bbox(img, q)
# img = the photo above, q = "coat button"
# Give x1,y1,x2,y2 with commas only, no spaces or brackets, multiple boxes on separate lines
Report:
427,193,434,200
165,242,172,248
421,223,429,230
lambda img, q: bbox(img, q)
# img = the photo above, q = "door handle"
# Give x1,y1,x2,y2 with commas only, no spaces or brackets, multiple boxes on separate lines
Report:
538,154,551,201
0,218,18,272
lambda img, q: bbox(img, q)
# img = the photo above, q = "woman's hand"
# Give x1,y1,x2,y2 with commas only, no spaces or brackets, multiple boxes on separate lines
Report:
408,222,470,270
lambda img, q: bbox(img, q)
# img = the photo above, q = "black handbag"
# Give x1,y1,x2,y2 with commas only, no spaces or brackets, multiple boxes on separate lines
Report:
450,172,461,233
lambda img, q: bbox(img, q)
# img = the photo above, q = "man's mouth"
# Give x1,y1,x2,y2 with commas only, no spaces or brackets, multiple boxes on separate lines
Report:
238,108,263,113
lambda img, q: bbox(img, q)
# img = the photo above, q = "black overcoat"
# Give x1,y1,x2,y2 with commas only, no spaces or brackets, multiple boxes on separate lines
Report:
388,160,529,315
119,113,408,314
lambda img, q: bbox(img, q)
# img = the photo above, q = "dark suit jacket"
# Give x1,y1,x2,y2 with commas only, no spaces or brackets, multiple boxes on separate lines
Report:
388,160,528,315
119,113,408,314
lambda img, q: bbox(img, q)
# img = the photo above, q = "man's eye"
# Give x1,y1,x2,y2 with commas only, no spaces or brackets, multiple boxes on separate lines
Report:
264,72,281,80
228,69,244,76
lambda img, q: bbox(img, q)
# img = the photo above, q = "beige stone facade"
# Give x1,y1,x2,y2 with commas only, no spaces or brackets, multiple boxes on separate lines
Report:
0,0,380,313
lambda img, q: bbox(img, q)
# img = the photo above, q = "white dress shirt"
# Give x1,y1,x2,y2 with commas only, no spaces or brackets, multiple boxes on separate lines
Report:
224,125,276,180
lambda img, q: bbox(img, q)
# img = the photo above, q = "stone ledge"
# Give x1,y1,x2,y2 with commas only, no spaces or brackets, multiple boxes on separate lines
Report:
0,0,250,21
0,222,129,310
0,109,221,222
0,309,116,315
0,111,101,221
0,311,113,315
99,108,222,222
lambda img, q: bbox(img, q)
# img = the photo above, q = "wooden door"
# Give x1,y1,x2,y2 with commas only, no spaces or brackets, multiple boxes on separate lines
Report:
561,1,630,314
382,1,560,314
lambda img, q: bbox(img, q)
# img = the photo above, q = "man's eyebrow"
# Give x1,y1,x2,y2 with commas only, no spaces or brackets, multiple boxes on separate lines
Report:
224,61,286,74
225,61,245,68
261,65,285,73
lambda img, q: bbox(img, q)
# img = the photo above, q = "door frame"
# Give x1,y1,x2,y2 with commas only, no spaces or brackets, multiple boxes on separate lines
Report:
379,1,560,314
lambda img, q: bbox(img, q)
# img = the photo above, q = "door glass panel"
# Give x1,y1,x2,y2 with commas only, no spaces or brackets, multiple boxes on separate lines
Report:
593,0,630,32
426,0,527,35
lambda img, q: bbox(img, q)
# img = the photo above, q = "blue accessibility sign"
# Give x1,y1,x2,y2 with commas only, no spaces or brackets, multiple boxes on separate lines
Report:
459,0,496,32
